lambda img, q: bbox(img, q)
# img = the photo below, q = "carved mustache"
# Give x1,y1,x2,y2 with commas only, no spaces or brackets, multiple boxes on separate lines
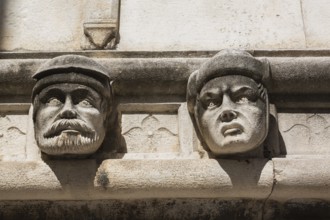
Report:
43,119,95,138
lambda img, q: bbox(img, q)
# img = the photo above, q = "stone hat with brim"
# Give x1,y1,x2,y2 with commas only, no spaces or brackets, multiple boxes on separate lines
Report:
32,55,112,100
186,49,269,152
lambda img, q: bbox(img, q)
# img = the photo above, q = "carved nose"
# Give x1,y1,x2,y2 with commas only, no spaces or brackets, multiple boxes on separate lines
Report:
60,109,77,119
59,98,77,119
219,110,237,122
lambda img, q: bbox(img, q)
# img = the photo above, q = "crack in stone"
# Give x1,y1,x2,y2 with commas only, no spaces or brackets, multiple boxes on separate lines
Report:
261,159,276,220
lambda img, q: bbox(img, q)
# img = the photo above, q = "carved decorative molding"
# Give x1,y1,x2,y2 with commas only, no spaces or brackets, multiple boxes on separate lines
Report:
0,115,27,161
82,0,120,50
122,114,179,153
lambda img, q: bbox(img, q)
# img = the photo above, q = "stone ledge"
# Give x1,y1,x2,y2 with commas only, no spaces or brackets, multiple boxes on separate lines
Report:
0,159,272,200
95,159,273,199
270,158,330,201
1,55,330,105
2,50,330,59
0,158,329,200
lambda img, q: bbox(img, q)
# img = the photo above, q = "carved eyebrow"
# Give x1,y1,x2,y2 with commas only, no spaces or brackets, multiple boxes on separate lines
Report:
71,88,100,99
200,86,223,96
199,90,223,99
39,88,63,98
230,86,254,94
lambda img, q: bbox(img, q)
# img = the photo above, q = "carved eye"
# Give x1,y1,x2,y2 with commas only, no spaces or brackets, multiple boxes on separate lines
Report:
206,100,220,109
236,96,249,104
233,89,258,104
47,97,62,106
78,99,93,107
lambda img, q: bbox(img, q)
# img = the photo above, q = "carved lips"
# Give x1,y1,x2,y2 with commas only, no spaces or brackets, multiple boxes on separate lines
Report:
220,122,243,137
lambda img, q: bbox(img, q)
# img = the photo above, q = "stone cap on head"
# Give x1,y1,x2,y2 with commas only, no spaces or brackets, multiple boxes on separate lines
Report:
33,55,110,81
187,49,269,114
32,55,112,100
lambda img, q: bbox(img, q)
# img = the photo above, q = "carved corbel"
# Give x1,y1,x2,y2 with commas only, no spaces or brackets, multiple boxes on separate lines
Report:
187,49,272,158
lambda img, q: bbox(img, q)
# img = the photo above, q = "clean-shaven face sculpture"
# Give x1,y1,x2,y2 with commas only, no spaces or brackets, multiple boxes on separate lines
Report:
32,55,113,157
187,50,269,157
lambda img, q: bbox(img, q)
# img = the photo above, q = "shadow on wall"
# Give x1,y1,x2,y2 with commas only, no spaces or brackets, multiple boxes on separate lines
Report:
217,159,268,188
266,113,287,158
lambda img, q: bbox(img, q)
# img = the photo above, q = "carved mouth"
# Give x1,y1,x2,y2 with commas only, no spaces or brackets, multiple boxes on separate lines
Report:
221,123,243,137
60,130,80,135
44,119,94,139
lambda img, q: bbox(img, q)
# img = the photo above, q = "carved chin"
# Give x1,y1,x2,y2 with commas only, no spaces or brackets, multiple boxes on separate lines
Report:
36,132,103,155
210,134,261,155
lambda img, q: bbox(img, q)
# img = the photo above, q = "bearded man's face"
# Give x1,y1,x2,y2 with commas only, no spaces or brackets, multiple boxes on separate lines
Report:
34,82,107,156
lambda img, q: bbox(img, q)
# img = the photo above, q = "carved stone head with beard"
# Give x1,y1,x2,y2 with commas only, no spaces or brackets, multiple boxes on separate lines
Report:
32,55,113,157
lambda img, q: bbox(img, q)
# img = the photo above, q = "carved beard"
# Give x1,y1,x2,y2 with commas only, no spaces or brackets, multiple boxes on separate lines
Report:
36,119,103,155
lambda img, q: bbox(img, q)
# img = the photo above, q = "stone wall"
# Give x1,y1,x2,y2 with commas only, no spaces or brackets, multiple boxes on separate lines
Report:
0,1,330,220
2,0,330,51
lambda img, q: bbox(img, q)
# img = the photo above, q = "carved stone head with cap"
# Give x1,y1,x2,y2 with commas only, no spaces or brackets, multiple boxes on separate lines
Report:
187,50,269,157
32,55,114,157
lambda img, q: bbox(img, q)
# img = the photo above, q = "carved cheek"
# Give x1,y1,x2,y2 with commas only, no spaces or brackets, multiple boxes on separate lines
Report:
78,107,105,130
237,103,266,138
199,109,222,135
38,105,59,122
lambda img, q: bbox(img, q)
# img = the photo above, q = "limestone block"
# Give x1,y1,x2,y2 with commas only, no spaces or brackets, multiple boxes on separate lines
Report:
278,113,330,155
0,114,27,161
3,56,330,100
302,0,330,48
178,103,200,156
270,158,330,200
0,161,62,199
268,57,330,95
119,103,200,159
0,0,84,51
95,159,274,199
0,160,98,200
119,0,305,51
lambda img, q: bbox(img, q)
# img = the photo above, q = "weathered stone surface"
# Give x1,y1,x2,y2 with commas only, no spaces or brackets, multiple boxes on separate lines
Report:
95,159,273,199
0,199,265,220
2,55,330,104
0,0,84,51
31,55,118,158
278,113,330,155
119,0,305,51
264,200,330,220
178,103,200,156
122,113,179,153
0,160,98,200
302,0,330,48
187,50,269,158
0,114,27,161
82,0,120,49
270,158,330,200
0,161,62,199
0,159,273,200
